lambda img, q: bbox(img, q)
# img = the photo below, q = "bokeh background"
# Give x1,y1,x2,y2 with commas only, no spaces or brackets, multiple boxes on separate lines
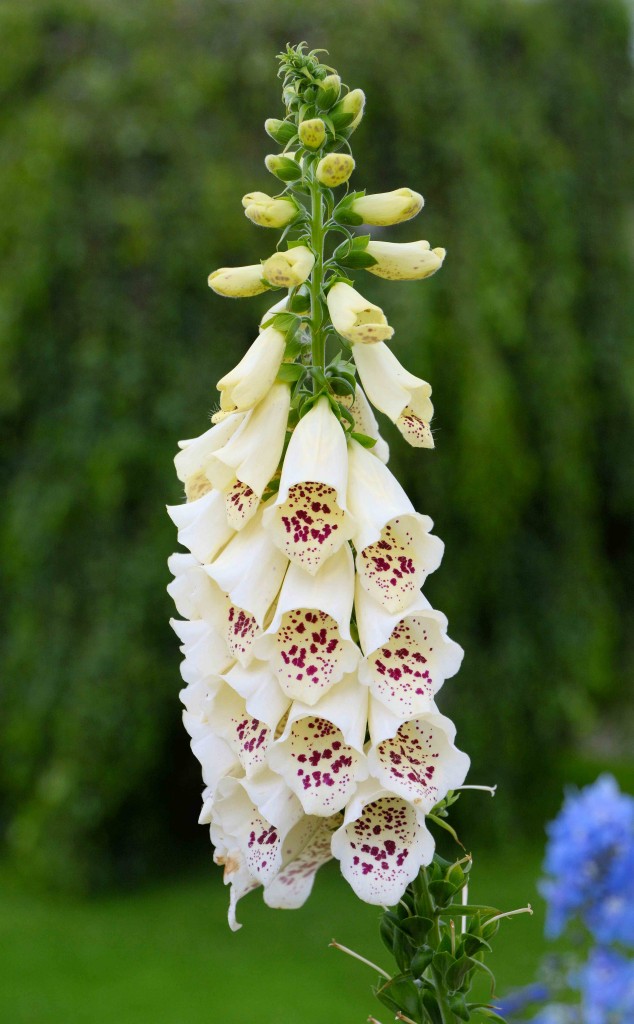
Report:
1,0,633,1021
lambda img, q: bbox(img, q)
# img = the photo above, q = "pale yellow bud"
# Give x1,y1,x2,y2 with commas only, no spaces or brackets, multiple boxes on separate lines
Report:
331,88,366,132
298,118,326,149
350,188,424,226
208,264,269,298
316,153,355,188
264,153,302,182
327,281,394,345
261,245,315,289
365,241,446,281
241,191,299,229
316,74,341,110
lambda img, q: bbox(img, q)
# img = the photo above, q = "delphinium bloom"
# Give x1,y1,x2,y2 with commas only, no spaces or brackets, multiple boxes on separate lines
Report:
168,43,521,1024
541,774,634,945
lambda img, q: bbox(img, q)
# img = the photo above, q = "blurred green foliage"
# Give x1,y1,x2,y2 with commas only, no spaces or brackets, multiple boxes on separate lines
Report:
0,0,632,891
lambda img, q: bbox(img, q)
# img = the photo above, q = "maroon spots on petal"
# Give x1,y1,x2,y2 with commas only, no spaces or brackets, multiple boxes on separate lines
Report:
367,617,438,717
273,610,347,700
276,484,347,571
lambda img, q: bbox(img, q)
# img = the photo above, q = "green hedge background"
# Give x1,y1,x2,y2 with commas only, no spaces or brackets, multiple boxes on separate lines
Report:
1,0,632,892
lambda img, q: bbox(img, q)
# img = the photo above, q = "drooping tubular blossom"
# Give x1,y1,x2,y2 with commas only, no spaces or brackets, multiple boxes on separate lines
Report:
168,44,467,927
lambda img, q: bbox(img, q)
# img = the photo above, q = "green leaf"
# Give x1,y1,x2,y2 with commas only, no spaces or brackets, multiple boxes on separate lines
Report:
350,431,377,449
276,363,304,383
449,993,471,1021
271,311,300,333
461,934,492,957
375,975,421,1020
398,915,434,945
410,947,434,978
431,950,455,981
428,880,458,907
468,957,497,997
445,955,474,993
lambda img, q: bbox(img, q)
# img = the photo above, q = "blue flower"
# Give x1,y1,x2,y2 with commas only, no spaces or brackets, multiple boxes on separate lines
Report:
577,947,634,1024
540,775,634,945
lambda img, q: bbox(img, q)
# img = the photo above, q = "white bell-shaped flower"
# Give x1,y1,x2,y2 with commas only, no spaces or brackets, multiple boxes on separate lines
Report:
263,396,355,574
352,342,434,448
174,414,244,500
167,552,222,622
356,585,464,718
347,440,444,612
217,326,286,416
205,508,288,627
261,246,315,289
207,382,291,528
253,544,360,706
170,617,233,681
212,835,260,931
211,771,303,886
212,684,281,778
331,780,435,905
263,815,340,910
341,386,389,464
178,679,239,794
167,488,234,564
179,677,221,743
268,674,369,815
327,281,394,345
222,660,291,731
365,240,446,281
367,706,470,813
349,188,423,226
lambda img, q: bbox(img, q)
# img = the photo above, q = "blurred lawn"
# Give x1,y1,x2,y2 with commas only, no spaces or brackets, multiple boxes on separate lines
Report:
1,845,544,1024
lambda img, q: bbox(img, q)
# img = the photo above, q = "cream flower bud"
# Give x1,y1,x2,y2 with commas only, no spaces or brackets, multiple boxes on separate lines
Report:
352,341,435,448
315,74,341,110
264,153,302,182
298,118,326,149
327,281,394,345
264,118,296,146
241,191,299,229
349,188,424,226
208,264,269,298
316,153,355,188
331,88,366,132
365,240,446,281
262,245,315,289
217,326,286,415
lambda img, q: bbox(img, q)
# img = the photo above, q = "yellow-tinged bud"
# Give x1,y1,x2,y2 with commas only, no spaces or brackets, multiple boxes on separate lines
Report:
327,281,394,345
298,118,326,150
331,88,366,132
316,153,355,188
261,245,315,289
316,74,341,110
241,191,299,229
264,118,296,146
208,264,269,298
349,188,424,226
365,240,446,281
264,153,302,182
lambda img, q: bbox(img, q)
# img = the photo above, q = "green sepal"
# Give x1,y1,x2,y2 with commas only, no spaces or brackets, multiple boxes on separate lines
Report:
350,431,377,449
398,915,434,945
428,879,458,907
337,249,378,270
445,955,474,993
431,950,454,981
461,933,492,957
329,396,355,429
297,390,326,418
410,947,434,978
270,311,301,334
265,119,296,145
285,237,311,250
374,975,421,1020
276,363,305,383
467,957,497,997
449,993,471,1021
270,157,303,182
475,1009,508,1023
329,109,355,131
328,375,356,398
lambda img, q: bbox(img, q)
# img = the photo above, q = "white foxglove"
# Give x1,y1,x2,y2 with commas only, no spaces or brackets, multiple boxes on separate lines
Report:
216,325,286,415
327,281,394,345
365,240,446,281
349,187,424,226
263,396,355,574
352,341,435,448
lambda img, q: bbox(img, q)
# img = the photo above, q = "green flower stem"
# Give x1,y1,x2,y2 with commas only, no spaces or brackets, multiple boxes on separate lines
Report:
415,868,457,1024
308,168,326,375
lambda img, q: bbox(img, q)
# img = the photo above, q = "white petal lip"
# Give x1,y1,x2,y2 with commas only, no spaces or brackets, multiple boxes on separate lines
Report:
352,341,433,425
167,488,234,564
205,509,288,628
213,685,276,777
217,326,286,415
355,514,445,615
261,246,315,289
345,387,389,464
174,414,243,485
222,660,291,731
367,711,470,812
213,381,291,497
167,553,221,622
263,816,338,910
327,281,394,345
189,730,238,791
331,784,435,906
365,240,446,281
280,673,369,750
170,618,233,678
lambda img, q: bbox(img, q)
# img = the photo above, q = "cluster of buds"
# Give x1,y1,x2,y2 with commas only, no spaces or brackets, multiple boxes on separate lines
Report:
168,43,469,931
